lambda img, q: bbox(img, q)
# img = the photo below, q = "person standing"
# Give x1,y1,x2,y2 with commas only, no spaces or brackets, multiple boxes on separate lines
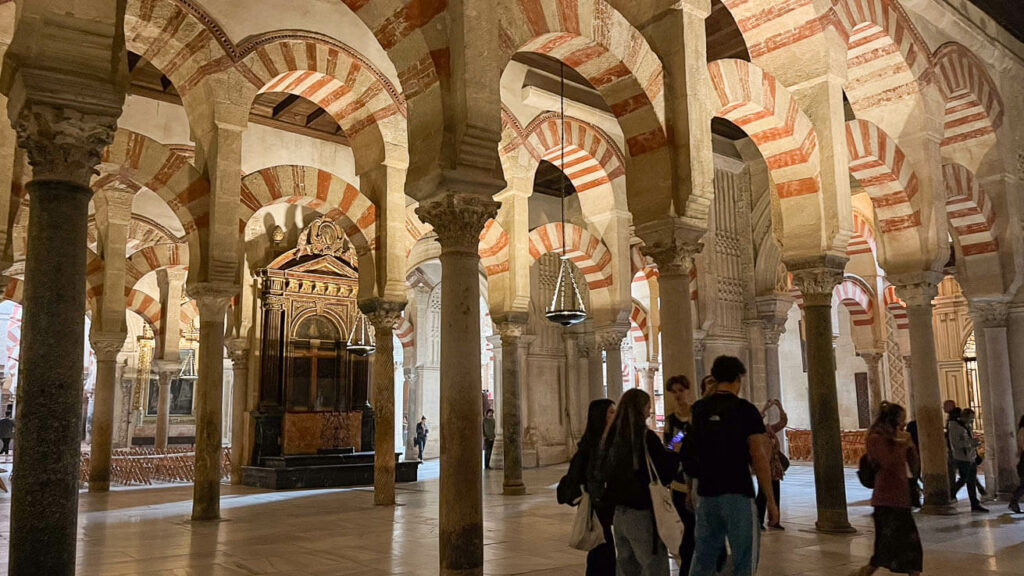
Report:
415,416,429,461
943,400,958,497
855,402,922,576
663,375,695,575
560,398,617,576
685,356,777,576
483,408,496,469
755,399,788,530
602,388,680,576
1010,414,1024,514
0,411,13,455
948,408,987,512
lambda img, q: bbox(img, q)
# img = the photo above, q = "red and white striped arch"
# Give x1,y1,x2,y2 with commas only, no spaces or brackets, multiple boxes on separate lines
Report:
125,244,189,292
127,288,162,335
834,278,874,327
239,166,376,253
396,315,415,351
478,219,510,278
708,59,823,234
498,0,670,205
524,114,626,193
933,42,1004,149
883,284,909,331
831,0,931,112
847,210,878,259
528,223,612,291
3,278,23,305
629,301,649,348
942,163,998,257
719,0,830,62
845,120,921,234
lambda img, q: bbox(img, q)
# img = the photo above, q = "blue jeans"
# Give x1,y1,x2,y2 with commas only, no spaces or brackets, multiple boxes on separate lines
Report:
690,494,759,576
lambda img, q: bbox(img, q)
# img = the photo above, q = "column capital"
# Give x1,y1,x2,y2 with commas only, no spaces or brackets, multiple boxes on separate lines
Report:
495,312,529,341
188,282,238,319
790,266,844,307
969,300,1009,328
597,324,630,350
890,271,943,308
361,298,407,330
152,358,180,377
90,331,126,362
225,337,249,367
636,217,704,277
94,185,137,225
14,103,118,186
859,350,883,364
415,193,499,254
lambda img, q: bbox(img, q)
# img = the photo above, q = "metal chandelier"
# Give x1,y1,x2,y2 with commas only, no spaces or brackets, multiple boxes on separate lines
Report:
347,312,375,356
545,62,587,327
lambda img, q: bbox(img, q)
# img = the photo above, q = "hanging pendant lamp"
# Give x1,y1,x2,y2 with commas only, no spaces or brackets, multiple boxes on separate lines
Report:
347,313,376,356
545,61,587,327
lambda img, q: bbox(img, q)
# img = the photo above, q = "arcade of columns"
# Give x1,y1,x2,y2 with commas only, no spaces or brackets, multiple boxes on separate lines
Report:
0,0,1023,575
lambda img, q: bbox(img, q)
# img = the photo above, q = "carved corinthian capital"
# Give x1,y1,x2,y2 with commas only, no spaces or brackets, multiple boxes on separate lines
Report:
361,298,407,330
889,271,942,309
15,103,118,186
790,267,844,307
416,193,499,254
636,217,704,277
90,331,127,362
970,300,1009,329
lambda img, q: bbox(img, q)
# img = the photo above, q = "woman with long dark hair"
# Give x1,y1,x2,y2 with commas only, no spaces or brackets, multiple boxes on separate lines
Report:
1010,414,1024,514
603,388,679,575
560,398,616,575
855,402,922,576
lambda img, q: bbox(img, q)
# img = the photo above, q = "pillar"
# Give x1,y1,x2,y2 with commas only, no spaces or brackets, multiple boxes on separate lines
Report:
791,264,854,532
970,301,1018,496
225,339,249,484
894,275,955,514
640,364,658,402
365,299,405,506
7,106,119,574
1007,304,1024,419
153,360,177,450
586,332,604,400
404,368,421,459
88,331,126,491
860,351,885,420
903,355,915,419
188,284,235,521
416,193,498,575
495,315,527,495
637,218,701,414
601,327,627,401
564,332,584,438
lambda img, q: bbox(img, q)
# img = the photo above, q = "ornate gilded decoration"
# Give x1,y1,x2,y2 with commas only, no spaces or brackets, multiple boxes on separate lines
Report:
296,216,354,260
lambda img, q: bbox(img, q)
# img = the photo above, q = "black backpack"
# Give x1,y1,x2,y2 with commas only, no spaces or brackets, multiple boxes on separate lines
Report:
857,453,880,488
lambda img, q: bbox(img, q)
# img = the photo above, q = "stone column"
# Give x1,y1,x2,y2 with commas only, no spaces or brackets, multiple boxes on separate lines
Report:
496,314,527,495
638,218,701,414
225,339,249,484
586,333,604,400
860,351,885,420
403,368,420,459
416,193,499,575
791,264,853,532
970,301,1018,496
364,299,405,506
894,276,955,514
188,284,235,521
8,105,118,572
1007,304,1024,419
601,327,627,401
88,331,127,492
486,333,504,469
903,355,915,419
153,360,177,450
564,331,583,440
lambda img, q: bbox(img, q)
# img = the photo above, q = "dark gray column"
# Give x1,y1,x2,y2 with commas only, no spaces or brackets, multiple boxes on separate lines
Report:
496,314,527,495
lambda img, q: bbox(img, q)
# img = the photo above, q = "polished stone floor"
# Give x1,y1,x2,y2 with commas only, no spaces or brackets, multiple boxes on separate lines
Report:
0,460,1021,574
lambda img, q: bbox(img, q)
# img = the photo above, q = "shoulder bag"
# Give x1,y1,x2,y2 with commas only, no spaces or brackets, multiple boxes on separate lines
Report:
646,445,684,557
568,489,605,551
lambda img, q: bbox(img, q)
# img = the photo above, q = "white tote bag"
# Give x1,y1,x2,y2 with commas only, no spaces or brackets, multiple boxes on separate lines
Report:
646,446,684,557
569,489,606,551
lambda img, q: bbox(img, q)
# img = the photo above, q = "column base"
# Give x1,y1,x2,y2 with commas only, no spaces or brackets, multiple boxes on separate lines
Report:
814,521,856,534
502,482,527,496
920,503,959,515
490,438,504,470
88,481,110,493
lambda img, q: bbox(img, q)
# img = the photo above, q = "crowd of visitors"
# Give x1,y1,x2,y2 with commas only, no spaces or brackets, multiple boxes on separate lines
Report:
557,354,1024,575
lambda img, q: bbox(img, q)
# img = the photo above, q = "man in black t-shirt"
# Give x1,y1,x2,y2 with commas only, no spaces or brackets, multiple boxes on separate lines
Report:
685,356,777,576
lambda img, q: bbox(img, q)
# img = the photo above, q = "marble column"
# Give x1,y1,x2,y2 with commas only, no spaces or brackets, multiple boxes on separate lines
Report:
586,333,605,400
1007,305,1024,419
903,355,915,419
601,328,627,401
638,219,701,415
486,333,504,469
894,276,955,514
970,301,1018,496
365,299,405,506
404,368,421,459
860,351,885,420
640,364,659,401
791,264,853,532
563,331,583,440
188,284,235,521
496,314,528,495
416,193,499,575
88,331,127,492
225,339,249,485
153,360,178,450
8,106,118,573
